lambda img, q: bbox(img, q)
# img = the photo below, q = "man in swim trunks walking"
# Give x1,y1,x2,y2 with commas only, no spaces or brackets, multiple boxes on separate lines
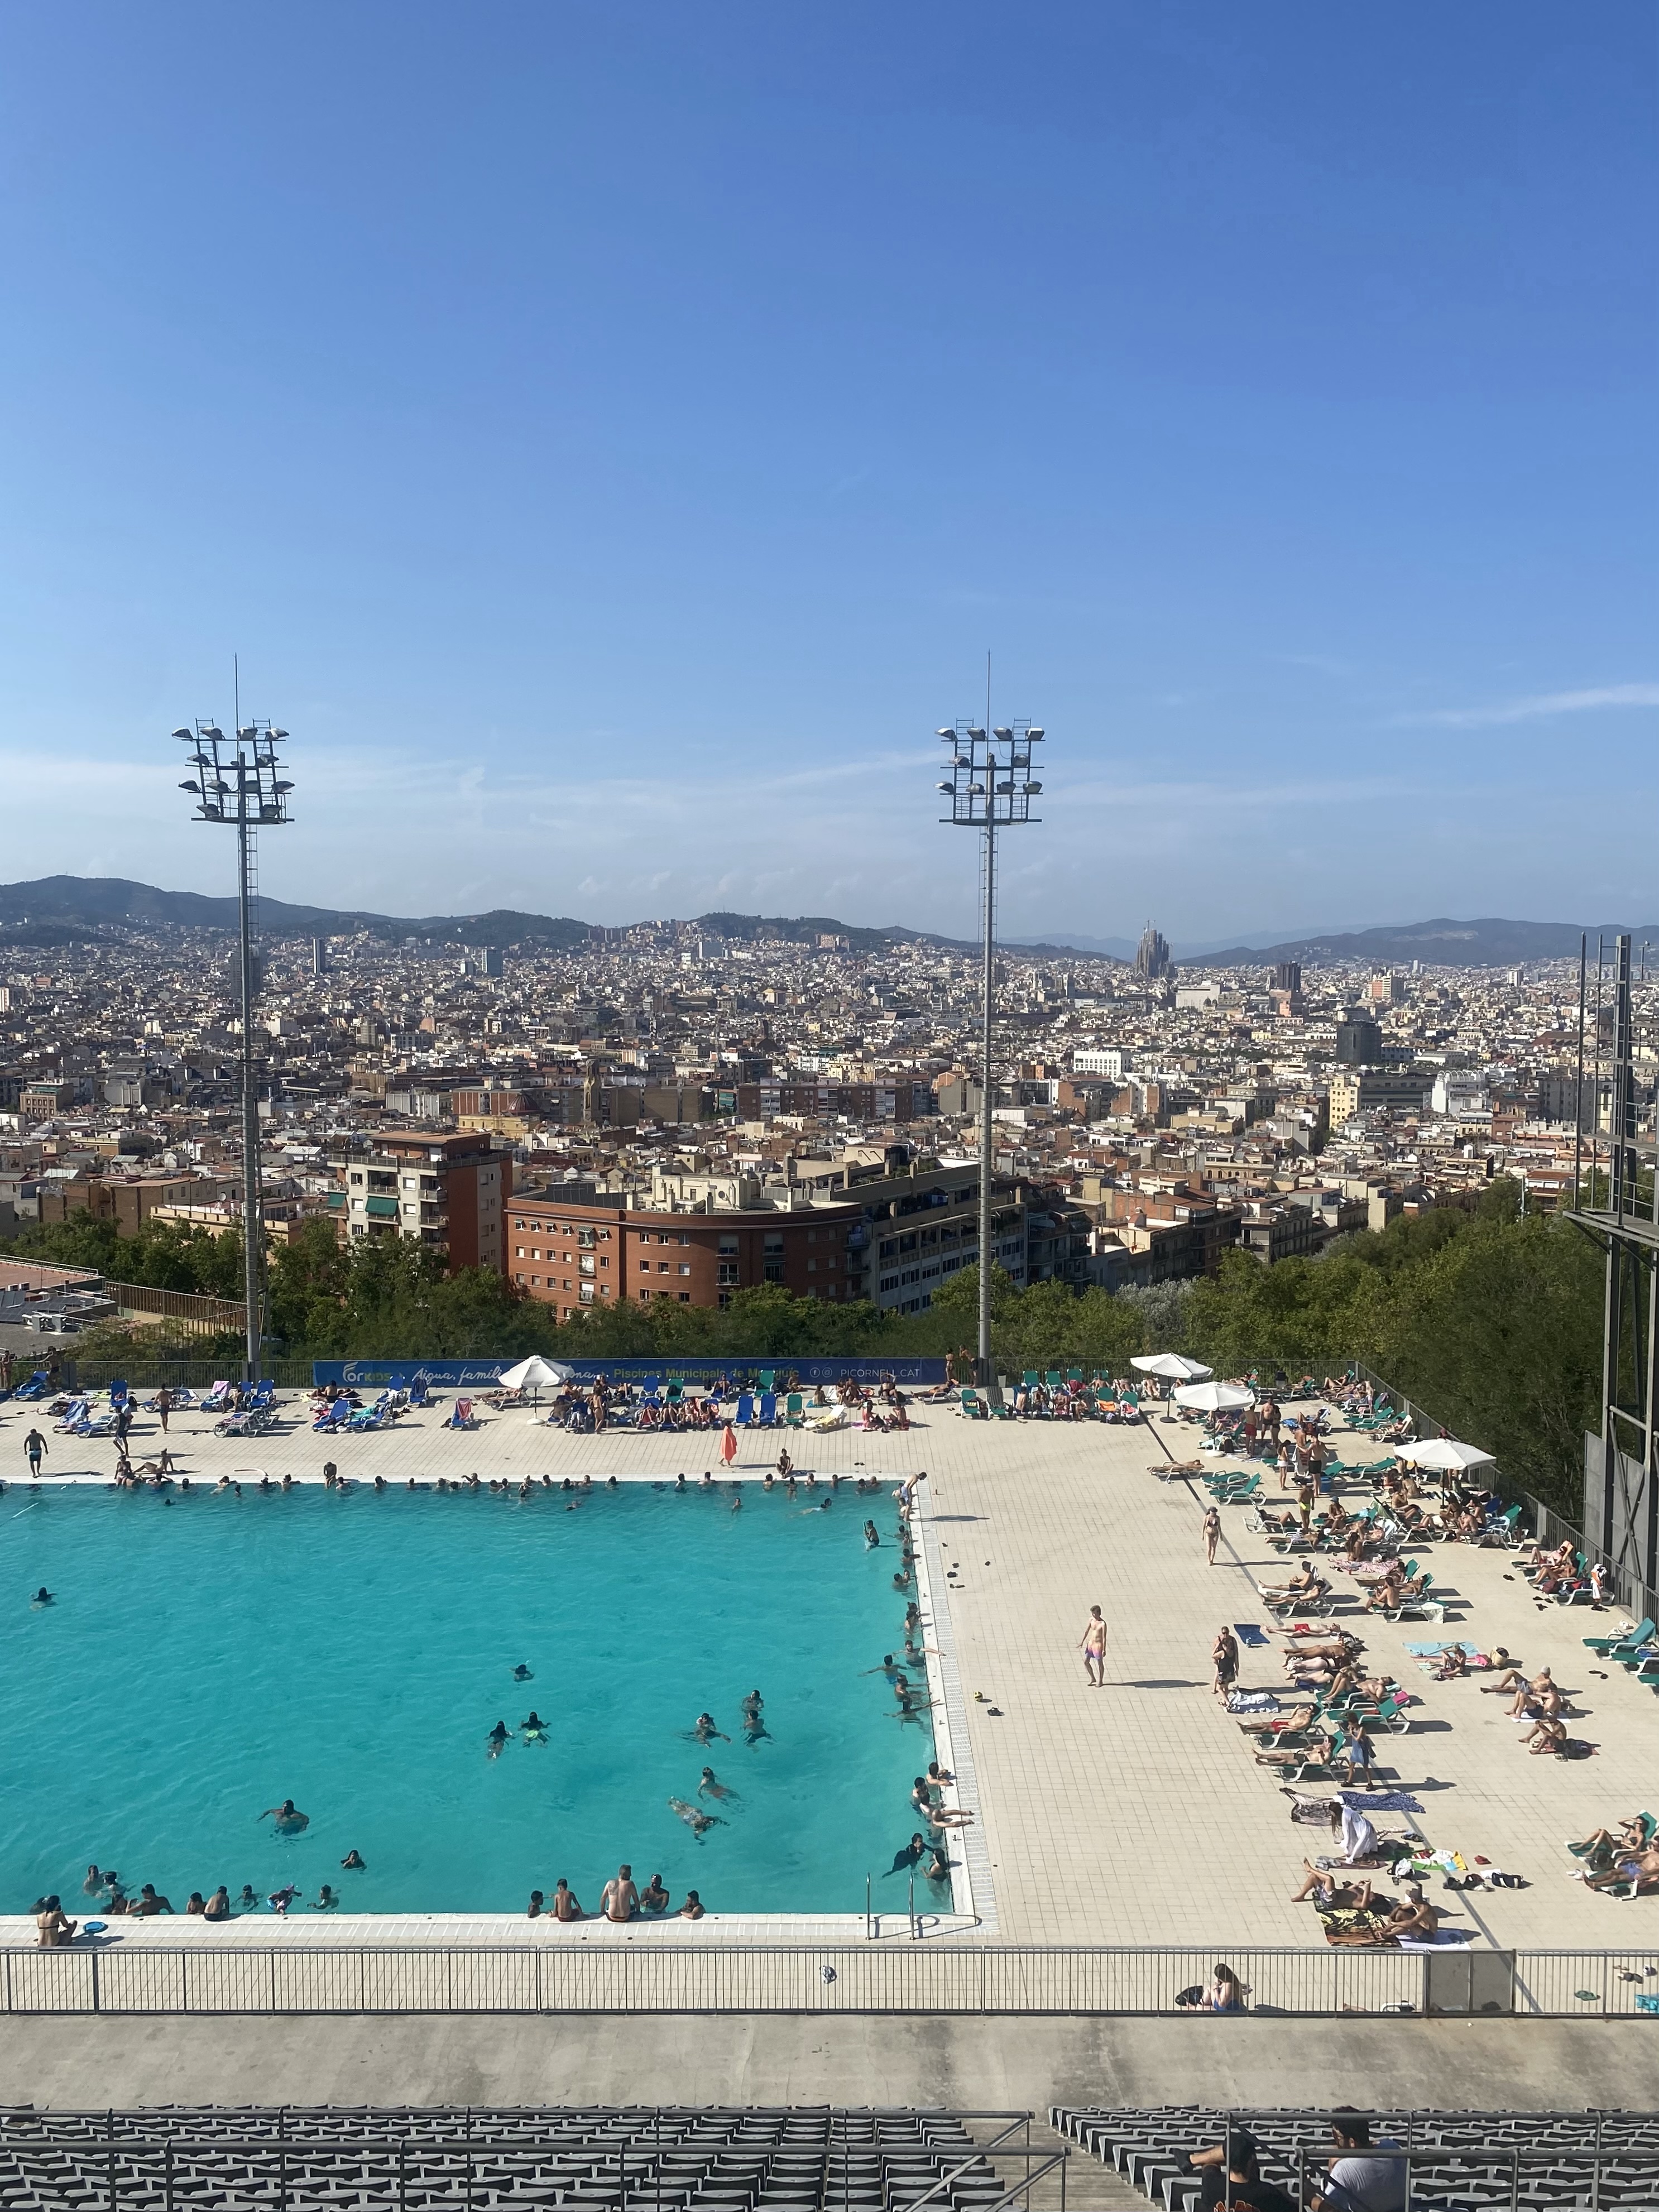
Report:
1079,1606,1107,1687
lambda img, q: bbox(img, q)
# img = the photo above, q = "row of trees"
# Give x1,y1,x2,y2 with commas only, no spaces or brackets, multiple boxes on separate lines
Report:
6,1181,1602,1518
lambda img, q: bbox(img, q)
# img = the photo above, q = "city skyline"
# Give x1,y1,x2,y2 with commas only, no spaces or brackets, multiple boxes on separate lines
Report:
1,3,1654,938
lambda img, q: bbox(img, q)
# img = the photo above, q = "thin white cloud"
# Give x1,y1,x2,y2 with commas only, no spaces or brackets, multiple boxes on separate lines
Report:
1400,684,1659,728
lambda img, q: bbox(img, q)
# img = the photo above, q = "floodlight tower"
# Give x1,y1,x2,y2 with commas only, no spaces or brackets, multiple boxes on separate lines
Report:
172,704,294,1380
936,703,1044,1383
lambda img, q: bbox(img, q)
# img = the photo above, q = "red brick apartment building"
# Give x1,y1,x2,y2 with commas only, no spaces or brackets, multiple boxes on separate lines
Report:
507,1192,864,1320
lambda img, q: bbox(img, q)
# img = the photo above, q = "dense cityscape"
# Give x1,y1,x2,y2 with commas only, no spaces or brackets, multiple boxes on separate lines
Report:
1,900,1647,1337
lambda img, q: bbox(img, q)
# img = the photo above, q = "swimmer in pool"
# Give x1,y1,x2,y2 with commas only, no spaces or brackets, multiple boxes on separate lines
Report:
340,1850,365,1871
864,1521,880,1548
669,1796,725,1840
31,1587,53,1607
740,1690,764,1721
639,1874,670,1913
513,1664,533,1681
520,1712,547,1741
698,1767,737,1802
237,1885,258,1911
691,1713,730,1743
860,1655,900,1681
310,1884,338,1911
267,1884,299,1917
487,1721,510,1755
258,1798,309,1833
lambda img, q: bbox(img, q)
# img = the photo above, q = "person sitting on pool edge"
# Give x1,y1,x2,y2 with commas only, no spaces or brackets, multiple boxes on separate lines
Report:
639,1873,671,1913
601,1865,639,1922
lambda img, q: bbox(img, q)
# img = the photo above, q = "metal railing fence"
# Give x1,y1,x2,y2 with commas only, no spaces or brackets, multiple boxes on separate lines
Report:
0,1941,1551,2017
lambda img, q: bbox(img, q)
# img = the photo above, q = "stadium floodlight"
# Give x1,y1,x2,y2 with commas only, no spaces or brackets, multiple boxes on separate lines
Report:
935,677,1047,1384
170,680,293,1383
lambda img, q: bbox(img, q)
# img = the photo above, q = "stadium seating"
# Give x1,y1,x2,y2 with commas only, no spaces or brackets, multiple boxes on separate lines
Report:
1052,2104,1659,2211
0,2108,1019,2212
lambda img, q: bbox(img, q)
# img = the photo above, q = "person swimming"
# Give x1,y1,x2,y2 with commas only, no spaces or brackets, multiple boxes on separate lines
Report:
740,1690,764,1721
237,1884,258,1911
31,1587,53,1607
698,1767,737,1802
691,1712,730,1742
310,1884,338,1911
864,1521,880,1548
258,1798,309,1833
487,1721,510,1755
521,1712,547,1742
884,1834,927,1875
512,1663,533,1681
669,1796,725,1840
340,1850,366,1871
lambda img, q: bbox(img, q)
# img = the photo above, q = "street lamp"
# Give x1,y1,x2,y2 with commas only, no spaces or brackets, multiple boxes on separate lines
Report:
937,707,1044,1383
172,702,293,1380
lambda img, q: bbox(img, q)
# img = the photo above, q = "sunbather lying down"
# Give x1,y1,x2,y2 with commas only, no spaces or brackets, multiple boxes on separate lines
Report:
1254,1734,1337,1769
1320,1885,1440,1946
1151,1458,1204,1476
1261,1562,1330,1600
1240,1702,1318,1739
1572,1842,1659,1895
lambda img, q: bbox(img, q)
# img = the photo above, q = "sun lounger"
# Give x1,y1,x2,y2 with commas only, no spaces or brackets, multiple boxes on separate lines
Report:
735,1392,756,1427
447,1398,476,1430
1584,1619,1655,1654
784,1392,804,1427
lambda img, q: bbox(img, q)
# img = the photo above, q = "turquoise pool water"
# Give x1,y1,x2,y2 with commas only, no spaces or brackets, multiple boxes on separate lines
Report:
1,1483,936,1917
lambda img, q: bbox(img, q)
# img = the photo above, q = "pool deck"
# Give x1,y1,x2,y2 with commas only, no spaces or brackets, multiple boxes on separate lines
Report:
3,1383,1657,1955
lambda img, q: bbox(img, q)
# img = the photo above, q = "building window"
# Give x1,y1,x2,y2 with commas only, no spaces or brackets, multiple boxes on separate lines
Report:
717,1261,739,1287
678,1263,691,1275
678,1292,690,1302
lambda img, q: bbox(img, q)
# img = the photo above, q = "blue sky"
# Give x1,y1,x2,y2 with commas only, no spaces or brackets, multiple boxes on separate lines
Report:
0,3,1653,942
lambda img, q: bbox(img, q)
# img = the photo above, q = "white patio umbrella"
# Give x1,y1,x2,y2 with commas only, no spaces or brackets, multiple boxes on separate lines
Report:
497,1355,573,1402
1131,1354,1214,1381
1172,1380,1254,1412
1396,1437,1495,1473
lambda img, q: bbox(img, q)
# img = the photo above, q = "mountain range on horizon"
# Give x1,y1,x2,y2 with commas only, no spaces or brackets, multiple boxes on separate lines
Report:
0,877,1652,972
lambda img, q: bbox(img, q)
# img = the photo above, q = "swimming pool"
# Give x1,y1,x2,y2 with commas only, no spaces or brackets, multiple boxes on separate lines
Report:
1,1482,937,1918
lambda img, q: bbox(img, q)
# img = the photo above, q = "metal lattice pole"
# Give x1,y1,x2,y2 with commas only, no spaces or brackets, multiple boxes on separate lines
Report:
171,694,293,1383
936,679,1046,1389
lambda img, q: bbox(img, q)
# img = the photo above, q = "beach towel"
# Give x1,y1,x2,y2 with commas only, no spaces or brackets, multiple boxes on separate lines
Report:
1233,1621,1270,1647
1339,1789,1425,1814
1226,1689,1281,1714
